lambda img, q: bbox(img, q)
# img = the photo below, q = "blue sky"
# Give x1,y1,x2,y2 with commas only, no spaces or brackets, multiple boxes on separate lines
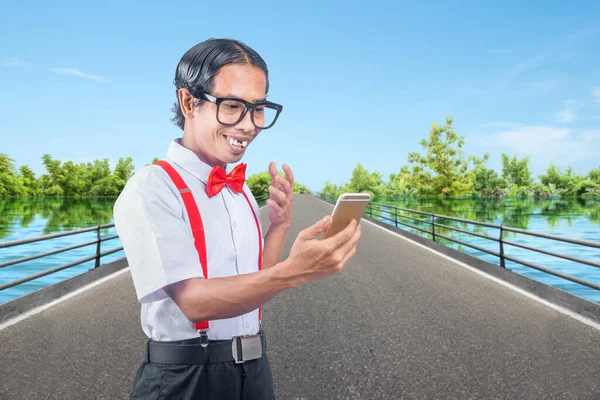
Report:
1,0,599,192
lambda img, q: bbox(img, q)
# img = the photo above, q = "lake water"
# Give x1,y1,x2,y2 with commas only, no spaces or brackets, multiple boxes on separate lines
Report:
0,197,124,304
0,196,599,305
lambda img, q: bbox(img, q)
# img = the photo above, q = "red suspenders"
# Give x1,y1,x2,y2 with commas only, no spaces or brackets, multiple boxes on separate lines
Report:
154,160,263,342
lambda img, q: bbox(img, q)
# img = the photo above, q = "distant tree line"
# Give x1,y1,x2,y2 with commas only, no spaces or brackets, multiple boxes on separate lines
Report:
0,154,311,198
1,115,598,200
320,116,600,199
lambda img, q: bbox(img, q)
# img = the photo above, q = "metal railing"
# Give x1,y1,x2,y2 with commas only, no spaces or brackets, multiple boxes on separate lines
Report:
317,193,600,293
0,195,269,294
0,224,123,292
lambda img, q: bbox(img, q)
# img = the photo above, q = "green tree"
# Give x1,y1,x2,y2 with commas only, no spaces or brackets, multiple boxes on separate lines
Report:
85,159,112,192
586,167,600,185
472,153,506,196
41,154,62,186
113,157,135,192
380,165,415,196
342,162,384,197
246,171,272,198
293,182,312,194
89,176,120,196
501,153,533,188
385,173,417,197
539,163,569,188
18,165,40,196
406,115,478,196
60,161,88,196
0,154,27,196
538,163,585,195
320,181,342,199
571,179,600,197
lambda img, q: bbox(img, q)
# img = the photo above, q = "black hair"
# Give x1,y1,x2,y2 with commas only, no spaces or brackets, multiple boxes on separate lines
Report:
171,38,269,130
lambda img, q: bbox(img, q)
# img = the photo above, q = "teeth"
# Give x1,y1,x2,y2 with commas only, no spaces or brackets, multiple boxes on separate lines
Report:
227,137,248,148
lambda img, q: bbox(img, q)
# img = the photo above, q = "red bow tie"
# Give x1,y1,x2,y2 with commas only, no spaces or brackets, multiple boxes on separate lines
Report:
207,163,247,197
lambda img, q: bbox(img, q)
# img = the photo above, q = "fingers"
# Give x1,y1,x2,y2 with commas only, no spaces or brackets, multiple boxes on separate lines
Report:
266,199,280,209
331,223,361,262
324,219,358,248
336,243,357,271
300,215,332,240
282,163,294,187
273,175,292,200
269,162,294,199
268,162,278,181
268,184,288,207
338,223,362,256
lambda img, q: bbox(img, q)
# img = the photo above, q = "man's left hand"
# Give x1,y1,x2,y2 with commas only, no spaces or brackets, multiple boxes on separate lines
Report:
266,162,294,229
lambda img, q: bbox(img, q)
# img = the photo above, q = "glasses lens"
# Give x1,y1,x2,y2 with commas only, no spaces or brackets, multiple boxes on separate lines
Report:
253,104,278,128
218,100,246,125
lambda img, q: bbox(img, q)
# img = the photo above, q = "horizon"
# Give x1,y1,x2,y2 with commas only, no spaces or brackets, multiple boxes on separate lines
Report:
1,1,599,193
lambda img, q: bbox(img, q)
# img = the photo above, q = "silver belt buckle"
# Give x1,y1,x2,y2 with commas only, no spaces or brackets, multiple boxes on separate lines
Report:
232,334,262,364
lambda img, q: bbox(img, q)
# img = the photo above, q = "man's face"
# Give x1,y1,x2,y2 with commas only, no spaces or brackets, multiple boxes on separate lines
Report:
184,63,267,167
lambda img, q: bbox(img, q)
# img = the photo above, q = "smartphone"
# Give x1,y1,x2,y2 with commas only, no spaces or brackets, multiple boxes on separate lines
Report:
322,193,371,240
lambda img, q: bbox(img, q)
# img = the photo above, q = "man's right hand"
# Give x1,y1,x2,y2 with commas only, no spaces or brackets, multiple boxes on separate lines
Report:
285,215,362,286
163,214,362,324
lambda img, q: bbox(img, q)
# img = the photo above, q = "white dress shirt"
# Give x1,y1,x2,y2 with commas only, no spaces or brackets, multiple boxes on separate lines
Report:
113,138,263,341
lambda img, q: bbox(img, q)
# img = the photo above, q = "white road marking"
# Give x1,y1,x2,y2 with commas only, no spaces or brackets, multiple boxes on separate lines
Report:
362,217,600,331
0,267,131,331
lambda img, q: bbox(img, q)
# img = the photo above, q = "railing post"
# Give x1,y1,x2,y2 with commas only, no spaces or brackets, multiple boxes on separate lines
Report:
95,225,101,268
499,224,505,268
394,208,398,227
431,213,436,242
368,203,372,218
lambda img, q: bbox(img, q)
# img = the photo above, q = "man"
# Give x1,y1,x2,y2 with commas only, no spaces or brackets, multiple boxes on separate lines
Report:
113,38,362,399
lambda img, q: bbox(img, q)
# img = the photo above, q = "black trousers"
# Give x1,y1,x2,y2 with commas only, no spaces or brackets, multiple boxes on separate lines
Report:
129,335,276,400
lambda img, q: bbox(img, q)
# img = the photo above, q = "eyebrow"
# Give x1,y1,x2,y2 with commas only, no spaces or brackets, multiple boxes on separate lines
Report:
222,93,267,103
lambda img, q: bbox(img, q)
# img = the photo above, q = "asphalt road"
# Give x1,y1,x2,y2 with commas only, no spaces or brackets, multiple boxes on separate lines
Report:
1,194,599,399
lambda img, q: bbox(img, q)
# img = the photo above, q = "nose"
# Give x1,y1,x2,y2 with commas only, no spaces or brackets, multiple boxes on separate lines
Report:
235,109,255,134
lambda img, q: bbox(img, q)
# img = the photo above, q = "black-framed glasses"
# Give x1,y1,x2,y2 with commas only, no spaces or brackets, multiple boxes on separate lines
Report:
192,91,283,130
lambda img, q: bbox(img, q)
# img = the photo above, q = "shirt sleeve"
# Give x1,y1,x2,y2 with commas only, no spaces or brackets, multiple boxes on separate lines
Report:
113,166,205,304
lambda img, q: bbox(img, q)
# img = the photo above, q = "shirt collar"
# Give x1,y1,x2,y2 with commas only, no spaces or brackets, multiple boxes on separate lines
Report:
166,138,215,184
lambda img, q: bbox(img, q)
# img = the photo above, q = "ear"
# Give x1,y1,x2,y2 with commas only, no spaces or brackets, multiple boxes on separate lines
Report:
178,88,195,120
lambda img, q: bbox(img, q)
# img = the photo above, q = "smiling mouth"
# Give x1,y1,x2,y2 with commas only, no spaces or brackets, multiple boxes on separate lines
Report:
224,135,249,148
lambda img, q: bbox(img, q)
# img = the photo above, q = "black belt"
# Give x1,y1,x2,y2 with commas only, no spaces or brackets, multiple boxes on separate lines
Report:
146,331,267,365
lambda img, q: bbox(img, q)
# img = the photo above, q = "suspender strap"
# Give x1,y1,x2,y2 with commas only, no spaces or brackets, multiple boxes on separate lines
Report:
154,160,209,331
154,160,263,332
241,191,263,321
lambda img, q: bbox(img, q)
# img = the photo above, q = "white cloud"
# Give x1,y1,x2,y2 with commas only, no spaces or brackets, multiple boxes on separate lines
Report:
554,99,580,123
486,125,570,153
2,57,27,67
593,87,600,104
474,124,600,172
555,110,574,123
50,68,110,82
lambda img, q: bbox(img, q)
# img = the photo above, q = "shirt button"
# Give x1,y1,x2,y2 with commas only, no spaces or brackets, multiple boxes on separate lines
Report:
232,221,237,228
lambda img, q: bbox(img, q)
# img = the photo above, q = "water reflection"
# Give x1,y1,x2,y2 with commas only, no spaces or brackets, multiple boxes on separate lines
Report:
373,196,600,231
0,197,117,239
